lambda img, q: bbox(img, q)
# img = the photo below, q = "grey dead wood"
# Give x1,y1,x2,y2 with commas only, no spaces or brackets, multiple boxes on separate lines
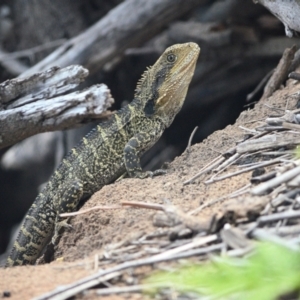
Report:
0,47,28,76
20,0,208,78
266,109,300,125
183,155,225,185
289,48,300,72
0,65,114,149
289,72,300,81
204,158,283,184
33,235,218,300
261,45,297,100
268,223,300,236
251,164,300,196
153,204,213,234
236,133,300,154
271,188,300,207
254,0,300,37
252,228,300,251
221,195,271,220
190,183,251,216
220,225,253,249
251,171,276,184
258,210,300,224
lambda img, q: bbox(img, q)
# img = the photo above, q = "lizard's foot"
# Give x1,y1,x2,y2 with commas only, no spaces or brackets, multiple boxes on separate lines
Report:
51,218,72,245
134,169,167,179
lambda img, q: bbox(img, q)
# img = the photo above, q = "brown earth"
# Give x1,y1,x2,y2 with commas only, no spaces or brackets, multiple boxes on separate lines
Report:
1,78,299,299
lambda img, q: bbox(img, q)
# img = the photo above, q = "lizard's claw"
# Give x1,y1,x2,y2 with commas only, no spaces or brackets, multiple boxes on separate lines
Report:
57,219,73,230
152,169,167,176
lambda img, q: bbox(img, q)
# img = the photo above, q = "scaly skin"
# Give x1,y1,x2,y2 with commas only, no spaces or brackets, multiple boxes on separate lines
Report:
6,42,200,266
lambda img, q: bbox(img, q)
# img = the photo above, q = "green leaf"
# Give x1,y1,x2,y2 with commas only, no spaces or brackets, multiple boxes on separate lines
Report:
145,242,300,299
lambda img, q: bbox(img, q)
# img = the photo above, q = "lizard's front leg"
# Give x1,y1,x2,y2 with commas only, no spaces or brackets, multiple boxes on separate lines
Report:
124,132,166,178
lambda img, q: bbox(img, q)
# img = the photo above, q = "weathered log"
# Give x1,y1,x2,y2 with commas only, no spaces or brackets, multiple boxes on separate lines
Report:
20,0,209,77
255,0,300,37
0,65,114,148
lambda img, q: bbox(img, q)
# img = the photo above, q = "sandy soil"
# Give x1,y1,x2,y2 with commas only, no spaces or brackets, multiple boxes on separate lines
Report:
1,78,299,299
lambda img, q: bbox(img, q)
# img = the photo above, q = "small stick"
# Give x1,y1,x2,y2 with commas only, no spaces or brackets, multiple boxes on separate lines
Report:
263,103,285,113
246,69,274,102
205,158,282,184
211,153,242,180
149,234,218,260
268,223,300,236
183,155,225,185
96,283,160,296
262,45,297,100
121,201,164,211
252,228,299,251
258,209,300,224
34,235,218,300
262,151,294,156
250,171,276,184
251,165,300,196
33,271,122,300
184,132,269,185
185,126,198,155
271,188,300,207
189,183,251,215
239,126,257,133
255,126,285,132
244,117,267,124
60,205,122,217
282,121,300,131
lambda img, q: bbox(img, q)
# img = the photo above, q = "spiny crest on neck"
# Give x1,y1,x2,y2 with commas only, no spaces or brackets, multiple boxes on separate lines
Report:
134,66,152,98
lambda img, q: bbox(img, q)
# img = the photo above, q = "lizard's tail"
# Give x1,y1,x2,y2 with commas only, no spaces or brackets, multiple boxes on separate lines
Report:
6,197,55,267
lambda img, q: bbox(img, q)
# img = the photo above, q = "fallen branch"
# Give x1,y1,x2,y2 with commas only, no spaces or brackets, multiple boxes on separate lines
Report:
236,133,300,154
261,45,297,99
0,65,114,148
21,0,207,77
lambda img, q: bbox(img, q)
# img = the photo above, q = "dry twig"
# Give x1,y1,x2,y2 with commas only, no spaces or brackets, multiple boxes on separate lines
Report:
262,45,297,99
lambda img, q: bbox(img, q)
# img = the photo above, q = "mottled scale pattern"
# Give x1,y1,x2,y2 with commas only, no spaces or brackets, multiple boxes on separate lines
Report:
6,42,200,266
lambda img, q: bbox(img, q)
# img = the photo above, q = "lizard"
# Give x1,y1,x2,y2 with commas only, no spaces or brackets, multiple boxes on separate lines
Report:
6,42,200,267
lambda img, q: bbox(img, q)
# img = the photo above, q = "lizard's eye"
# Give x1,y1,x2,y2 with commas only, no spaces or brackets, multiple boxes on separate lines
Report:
167,53,176,63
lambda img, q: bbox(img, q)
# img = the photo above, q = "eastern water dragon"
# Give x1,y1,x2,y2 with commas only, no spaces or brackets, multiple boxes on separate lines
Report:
6,42,200,266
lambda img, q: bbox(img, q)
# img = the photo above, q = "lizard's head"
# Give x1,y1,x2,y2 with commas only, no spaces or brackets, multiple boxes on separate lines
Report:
135,42,200,127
